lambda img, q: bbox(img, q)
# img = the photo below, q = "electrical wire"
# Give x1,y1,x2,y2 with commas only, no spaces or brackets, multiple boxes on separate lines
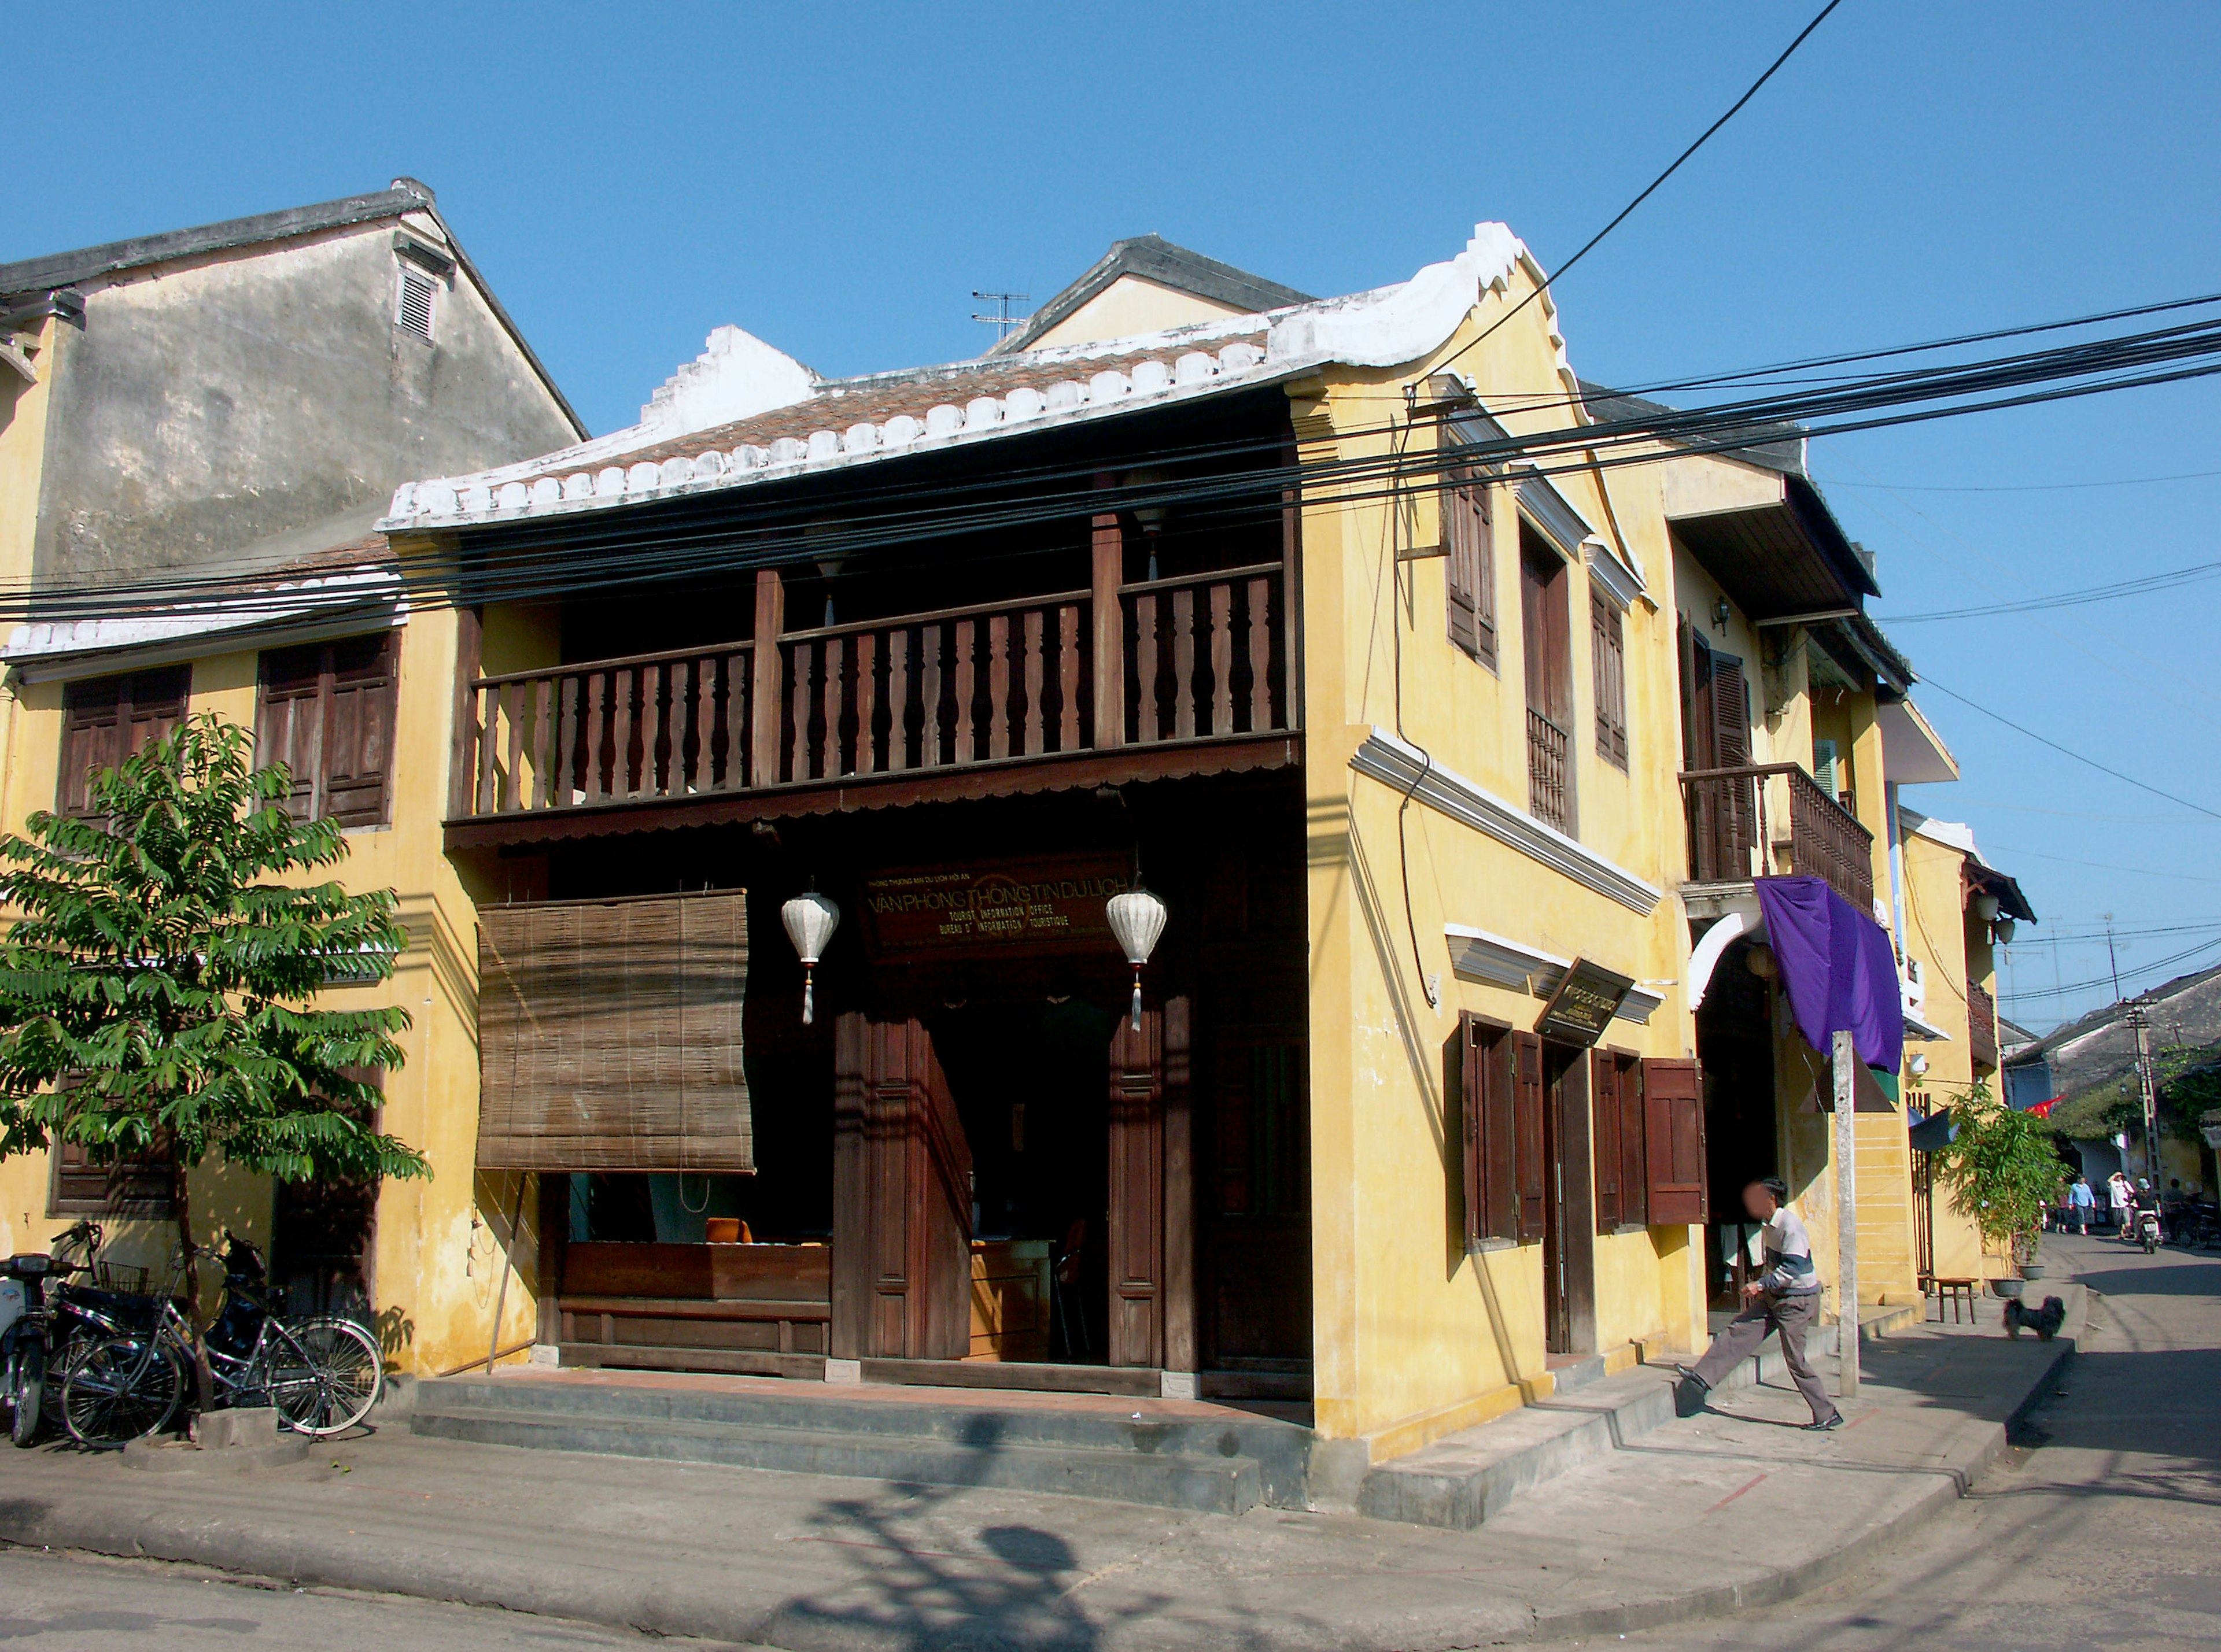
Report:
1434,0,1845,376
1914,677,2221,823
1821,466,2221,494
1878,559,2221,623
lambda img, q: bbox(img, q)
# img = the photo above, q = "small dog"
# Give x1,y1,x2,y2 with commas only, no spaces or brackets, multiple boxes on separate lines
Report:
2002,1294,2066,1341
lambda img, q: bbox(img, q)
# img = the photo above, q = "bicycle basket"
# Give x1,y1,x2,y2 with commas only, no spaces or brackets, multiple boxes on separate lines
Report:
93,1262,153,1296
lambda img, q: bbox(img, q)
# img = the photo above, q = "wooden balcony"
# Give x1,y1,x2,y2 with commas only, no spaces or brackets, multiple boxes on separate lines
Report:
1968,981,1999,1071
448,561,1299,847
1679,762,1875,912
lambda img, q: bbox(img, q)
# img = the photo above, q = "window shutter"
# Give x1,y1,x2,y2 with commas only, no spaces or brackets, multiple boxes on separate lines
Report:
1445,476,1495,667
1456,1016,1521,1247
59,669,187,818
1711,657,1750,767
257,642,326,820
1618,1054,1649,1229
1592,590,1628,770
1591,1049,1622,1233
1512,1031,1548,1243
397,269,436,339
1458,1018,1484,1252
1641,1057,1707,1225
323,633,398,828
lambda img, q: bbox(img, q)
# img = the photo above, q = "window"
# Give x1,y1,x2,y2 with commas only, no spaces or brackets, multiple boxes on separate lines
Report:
1590,1049,1648,1231
1591,589,1628,771
1521,525,1575,833
58,667,189,816
47,1078,176,1217
396,267,437,341
1455,1015,1547,1249
256,632,399,827
1444,468,1496,667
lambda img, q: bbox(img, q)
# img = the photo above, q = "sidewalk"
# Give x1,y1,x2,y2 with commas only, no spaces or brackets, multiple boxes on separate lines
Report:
0,1288,2083,1650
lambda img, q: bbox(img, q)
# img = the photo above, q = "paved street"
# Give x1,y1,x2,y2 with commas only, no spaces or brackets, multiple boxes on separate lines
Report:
0,1548,741,1652
1557,1233,2221,1652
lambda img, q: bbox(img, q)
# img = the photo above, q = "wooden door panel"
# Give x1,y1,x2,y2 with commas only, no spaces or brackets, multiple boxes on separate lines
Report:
1107,1008,1164,1368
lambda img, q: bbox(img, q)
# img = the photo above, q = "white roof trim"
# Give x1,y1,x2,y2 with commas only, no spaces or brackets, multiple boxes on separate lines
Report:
378,223,1534,537
1445,923,1665,1024
1904,1004,1955,1043
2,567,405,679
1584,536,1643,611
1351,726,1663,916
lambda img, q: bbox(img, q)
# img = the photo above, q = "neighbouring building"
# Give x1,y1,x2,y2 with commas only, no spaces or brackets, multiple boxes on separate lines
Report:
0,181,585,1342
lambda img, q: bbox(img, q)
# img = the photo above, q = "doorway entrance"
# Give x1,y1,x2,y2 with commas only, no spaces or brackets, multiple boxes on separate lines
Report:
1538,1041,1596,1358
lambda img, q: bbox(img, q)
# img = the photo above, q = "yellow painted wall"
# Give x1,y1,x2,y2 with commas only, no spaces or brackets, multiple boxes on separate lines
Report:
0,597,543,1374
1301,258,1703,1458
1024,276,1255,353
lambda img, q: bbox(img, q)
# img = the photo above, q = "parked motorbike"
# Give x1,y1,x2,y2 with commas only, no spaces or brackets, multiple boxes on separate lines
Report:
0,1222,166,1446
0,1250,57,1447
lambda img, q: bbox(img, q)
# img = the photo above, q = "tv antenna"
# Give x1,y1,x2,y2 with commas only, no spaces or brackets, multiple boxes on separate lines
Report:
971,290,1030,343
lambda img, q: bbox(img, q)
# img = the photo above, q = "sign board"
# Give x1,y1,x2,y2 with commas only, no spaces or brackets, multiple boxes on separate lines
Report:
1533,958,1635,1048
859,855,1131,959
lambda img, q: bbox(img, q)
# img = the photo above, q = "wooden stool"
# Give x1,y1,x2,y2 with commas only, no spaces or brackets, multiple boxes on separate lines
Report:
1932,1278,1977,1324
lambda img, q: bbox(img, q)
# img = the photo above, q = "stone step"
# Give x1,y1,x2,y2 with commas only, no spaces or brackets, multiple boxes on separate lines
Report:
1359,1313,1907,1531
411,1402,1267,1516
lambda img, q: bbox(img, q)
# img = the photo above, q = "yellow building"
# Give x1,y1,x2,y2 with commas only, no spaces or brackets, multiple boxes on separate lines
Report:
4,212,2006,1482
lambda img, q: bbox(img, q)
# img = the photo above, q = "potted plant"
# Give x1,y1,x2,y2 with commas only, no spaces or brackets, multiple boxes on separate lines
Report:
1931,1082,2065,1296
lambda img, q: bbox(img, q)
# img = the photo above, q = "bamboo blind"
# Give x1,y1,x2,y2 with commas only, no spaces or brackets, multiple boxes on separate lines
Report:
476,889,754,1172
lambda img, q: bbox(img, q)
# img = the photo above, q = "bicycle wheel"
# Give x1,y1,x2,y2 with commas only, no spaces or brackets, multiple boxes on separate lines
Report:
257,1317,382,1436
60,1334,183,1448
6,1340,42,1448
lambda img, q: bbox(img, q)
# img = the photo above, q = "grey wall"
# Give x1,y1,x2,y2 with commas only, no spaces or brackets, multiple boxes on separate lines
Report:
33,216,578,590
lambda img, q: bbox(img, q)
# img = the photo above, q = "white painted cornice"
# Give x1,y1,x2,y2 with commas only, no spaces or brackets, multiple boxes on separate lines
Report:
1444,923,1665,1024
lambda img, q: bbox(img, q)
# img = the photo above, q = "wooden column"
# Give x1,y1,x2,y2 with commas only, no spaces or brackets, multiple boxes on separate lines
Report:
1161,997,1197,1374
449,605,483,818
750,568,785,787
1107,1006,1165,1368
1091,475,1124,750
536,1170,568,1350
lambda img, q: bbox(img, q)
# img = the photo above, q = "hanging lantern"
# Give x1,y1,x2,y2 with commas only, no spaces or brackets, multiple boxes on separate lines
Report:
781,890,840,1025
1105,887,1168,1031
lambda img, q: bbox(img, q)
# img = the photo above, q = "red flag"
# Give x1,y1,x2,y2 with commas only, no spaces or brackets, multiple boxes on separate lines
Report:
2030,1097,2059,1118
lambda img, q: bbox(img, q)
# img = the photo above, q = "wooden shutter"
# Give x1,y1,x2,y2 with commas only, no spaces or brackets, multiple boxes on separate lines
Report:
1591,1049,1621,1232
1512,1030,1548,1243
1641,1057,1707,1225
1445,474,1495,667
1107,1006,1168,1368
475,889,753,1172
1592,591,1627,770
1711,656,1750,767
323,633,397,827
1617,1054,1649,1229
257,642,326,820
1456,1015,1519,1248
58,668,187,817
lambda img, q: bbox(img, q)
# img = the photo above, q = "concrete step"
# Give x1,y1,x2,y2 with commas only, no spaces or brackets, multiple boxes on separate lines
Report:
1359,1313,1908,1531
412,1373,1311,1513
412,1401,1266,1516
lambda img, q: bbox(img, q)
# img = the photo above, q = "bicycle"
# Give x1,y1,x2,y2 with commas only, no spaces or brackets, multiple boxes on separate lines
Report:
59,1235,383,1449
1,1221,168,1448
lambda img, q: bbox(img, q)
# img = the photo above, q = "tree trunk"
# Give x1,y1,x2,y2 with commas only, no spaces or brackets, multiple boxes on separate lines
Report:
173,1160,216,1416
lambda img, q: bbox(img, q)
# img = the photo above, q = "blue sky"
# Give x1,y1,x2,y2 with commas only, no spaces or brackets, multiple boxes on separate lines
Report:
16,2,2221,1032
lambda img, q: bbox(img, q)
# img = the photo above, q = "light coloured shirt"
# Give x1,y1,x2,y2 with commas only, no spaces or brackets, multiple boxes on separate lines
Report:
2069,1182,2095,1210
1753,1207,1819,1295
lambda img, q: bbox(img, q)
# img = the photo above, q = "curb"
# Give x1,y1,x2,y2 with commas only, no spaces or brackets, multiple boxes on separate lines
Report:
0,1294,2088,1651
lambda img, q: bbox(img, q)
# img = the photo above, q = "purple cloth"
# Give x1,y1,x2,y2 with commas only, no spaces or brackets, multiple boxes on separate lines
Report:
1755,875,1904,1074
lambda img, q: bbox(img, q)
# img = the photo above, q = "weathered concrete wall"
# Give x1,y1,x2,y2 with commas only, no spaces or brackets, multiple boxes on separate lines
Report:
31,211,578,590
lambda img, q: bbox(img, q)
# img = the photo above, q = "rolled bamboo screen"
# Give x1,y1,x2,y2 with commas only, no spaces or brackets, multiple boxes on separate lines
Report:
476,888,753,1171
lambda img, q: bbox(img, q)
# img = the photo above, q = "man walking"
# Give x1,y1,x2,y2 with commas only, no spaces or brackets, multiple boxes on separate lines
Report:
2068,1175,2095,1235
2109,1170,2136,1238
1677,1177,1843,1430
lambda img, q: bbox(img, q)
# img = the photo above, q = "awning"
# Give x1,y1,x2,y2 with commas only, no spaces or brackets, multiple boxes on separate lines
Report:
1903,1004,1954,1043
1908,1108,1958,1152
1755,875,1904,1074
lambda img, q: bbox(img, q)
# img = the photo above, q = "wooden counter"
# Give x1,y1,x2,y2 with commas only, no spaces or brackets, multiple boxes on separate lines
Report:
968,1238,1053,1362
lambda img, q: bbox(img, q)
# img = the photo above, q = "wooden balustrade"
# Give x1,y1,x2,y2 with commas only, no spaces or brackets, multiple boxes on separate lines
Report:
1526,708,1572,833
1968,981,1999,1071
1678,762,1875,911
456,561,1297,821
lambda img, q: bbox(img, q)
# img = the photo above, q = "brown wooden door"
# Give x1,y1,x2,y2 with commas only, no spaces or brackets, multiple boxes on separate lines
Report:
1107,1006,1167,1368
832,1014,973,1360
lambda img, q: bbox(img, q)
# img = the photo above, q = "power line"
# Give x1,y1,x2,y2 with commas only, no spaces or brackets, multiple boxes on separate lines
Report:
1437,0,1845,376
1916,676,2221,824
1878,559,2221,623
1821,466,2221,494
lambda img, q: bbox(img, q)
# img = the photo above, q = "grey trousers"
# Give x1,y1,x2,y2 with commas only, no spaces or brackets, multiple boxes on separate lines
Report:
1689,1288,1839,1422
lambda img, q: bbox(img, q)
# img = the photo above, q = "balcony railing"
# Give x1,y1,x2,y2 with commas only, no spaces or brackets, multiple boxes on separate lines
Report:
1526,708,1571,834
459,561,1296,820
1968,981,1999,1071
1679,762,1875,911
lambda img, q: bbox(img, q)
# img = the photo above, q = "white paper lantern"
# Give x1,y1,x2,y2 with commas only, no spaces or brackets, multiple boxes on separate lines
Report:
1105,888,1168,1030
781,891,840,1025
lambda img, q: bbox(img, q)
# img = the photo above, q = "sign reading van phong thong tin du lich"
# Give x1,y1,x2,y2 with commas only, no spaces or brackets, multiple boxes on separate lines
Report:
859,856,1131,958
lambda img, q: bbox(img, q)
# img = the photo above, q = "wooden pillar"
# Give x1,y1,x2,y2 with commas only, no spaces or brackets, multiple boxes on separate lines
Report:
1091,474,1124,749
535,1170,567,1350
449,604,484,819
1161,997,1196,1374
750,568,785,786
1108,1005,1165,1368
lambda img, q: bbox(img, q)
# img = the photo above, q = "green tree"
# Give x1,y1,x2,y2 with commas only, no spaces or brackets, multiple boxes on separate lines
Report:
1934,1081,2067,1266
0,714,427,1395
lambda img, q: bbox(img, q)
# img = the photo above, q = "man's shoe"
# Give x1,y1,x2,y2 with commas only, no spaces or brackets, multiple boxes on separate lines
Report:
1804,1412,1845,1431
1672,1363,1708,1390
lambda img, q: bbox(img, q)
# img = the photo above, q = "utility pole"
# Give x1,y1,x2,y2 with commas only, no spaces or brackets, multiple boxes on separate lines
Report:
1833,1027,1859,1398
2128,1002,2161,1186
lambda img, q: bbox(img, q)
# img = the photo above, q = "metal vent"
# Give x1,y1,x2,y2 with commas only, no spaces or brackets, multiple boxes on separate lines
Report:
396,269,436,340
